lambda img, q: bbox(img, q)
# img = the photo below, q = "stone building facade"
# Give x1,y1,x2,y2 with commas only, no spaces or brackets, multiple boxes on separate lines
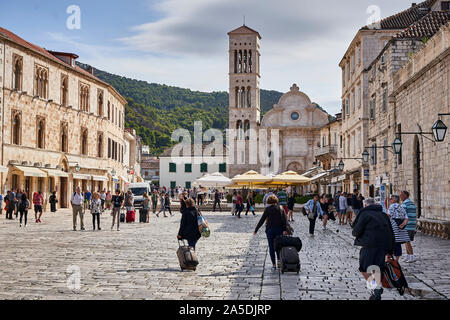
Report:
338,0,442,196
227,26,329,178
0,27,142,209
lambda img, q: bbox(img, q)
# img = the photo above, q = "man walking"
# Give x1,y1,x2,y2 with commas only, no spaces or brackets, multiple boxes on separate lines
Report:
352,198,395,300
71,187,85,231
339,192,348,225
151,190,158,214
276,188,288,216
213,189,222,212
401,191,417,263
304,194,324,237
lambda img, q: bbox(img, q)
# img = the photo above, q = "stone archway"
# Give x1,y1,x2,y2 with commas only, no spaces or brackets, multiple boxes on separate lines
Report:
287,161,303,174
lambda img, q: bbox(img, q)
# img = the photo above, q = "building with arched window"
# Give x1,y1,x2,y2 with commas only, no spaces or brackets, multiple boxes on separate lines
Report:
0,26,143,210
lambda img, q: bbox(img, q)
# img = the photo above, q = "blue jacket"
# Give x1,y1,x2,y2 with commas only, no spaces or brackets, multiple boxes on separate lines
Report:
305,199,324,217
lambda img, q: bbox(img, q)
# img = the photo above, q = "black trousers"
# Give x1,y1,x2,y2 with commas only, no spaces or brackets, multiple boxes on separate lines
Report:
213,200,221,212
309,217,317,235
92,213,101,229
19,209,28,225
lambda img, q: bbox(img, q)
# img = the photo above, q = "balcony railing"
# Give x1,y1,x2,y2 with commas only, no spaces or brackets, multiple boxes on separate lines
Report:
315,145,338,158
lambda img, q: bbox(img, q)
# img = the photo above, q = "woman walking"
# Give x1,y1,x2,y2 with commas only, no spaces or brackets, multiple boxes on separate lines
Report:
245,191,256,216
304,194,324,237
142,192,151,223
18,193,30,227
90,193,102,231
287,193,295,222
177,199,201,250
49,191,58,213
254,195,288,271
319,194,330,231
387,195,410,261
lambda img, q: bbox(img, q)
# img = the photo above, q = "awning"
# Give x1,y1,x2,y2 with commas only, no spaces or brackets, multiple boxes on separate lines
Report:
310,172,329,182
14,166,47,178
72,173,91,180
92,175,109,182
0,166,8,173
43,169,69,177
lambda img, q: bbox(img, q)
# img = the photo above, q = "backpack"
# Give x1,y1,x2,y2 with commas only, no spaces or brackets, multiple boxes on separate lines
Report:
382,255,409,295
19,200,28,211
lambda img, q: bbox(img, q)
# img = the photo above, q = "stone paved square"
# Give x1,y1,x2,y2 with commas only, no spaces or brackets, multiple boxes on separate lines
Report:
0,208,448,300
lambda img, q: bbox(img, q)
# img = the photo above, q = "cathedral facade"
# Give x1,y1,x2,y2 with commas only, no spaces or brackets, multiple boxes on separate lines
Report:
227,25,330,178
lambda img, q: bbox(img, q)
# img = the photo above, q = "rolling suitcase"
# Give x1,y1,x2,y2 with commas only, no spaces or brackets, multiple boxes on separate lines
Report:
280,246,300,274
177,240,198,271
126,210,135,223
119,208,125,223
139,209,147,223
274,236,302,253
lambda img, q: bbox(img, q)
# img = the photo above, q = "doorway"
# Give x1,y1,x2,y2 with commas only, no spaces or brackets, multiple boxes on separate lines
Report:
413,137,422,219
60,177,68,208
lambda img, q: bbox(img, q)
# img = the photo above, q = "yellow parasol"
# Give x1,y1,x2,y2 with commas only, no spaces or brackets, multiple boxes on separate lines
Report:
231,170,273,189
268,171,311,186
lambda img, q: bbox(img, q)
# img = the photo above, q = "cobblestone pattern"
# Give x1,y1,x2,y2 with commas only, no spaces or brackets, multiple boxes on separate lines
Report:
0,209,448,300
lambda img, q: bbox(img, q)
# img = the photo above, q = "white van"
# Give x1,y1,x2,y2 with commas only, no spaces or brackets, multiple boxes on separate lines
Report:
127,183,151,208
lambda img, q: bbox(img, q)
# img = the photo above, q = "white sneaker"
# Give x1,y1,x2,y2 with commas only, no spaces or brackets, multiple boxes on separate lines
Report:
407,257,417,263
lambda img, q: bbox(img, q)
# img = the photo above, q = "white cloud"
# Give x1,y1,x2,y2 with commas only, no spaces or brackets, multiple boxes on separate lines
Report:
48,0,418,115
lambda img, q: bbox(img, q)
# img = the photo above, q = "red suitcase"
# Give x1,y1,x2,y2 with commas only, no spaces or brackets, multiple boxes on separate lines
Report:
126,210,135,223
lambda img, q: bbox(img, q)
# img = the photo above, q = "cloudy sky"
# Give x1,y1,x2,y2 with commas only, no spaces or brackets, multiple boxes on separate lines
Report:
1,0,418,114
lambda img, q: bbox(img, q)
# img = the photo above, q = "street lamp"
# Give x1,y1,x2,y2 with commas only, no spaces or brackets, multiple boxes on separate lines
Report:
75,163,81,172
111,169,117,176
392,138,403,155
338,160,345,172
362,150,370,163
432,119,447,143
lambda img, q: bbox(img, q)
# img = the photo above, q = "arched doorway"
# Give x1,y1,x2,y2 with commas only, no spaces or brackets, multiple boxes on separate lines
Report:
287,162,303,174
412,136,422,219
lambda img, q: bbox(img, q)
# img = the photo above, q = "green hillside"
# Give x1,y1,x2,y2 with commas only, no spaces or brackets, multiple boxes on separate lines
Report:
78,62,283,155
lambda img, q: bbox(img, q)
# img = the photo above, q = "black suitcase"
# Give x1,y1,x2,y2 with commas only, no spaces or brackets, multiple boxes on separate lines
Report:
280,246,300,274
274,236,302,253
139,209,147,223
120,210,125,223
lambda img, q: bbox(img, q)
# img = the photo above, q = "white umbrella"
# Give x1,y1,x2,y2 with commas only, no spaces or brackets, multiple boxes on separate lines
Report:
194,172,232,189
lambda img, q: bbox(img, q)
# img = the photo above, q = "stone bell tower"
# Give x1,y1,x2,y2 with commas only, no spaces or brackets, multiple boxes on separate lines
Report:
228,25,262,177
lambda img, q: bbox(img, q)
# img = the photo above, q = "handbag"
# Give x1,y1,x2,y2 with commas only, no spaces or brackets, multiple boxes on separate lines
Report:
197,211,210,238
250,205,255,212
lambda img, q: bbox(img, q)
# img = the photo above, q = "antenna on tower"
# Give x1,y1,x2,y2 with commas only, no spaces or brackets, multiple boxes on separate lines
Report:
243,15,246,26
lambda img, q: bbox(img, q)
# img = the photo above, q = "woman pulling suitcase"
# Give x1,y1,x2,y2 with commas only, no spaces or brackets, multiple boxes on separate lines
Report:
177,199,201,271
254,195,288,271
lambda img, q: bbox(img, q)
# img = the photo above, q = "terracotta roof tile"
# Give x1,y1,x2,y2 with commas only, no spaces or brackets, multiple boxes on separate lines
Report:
362,0,434,30
396,11,450,38
228,25,262,39
0,26,102,83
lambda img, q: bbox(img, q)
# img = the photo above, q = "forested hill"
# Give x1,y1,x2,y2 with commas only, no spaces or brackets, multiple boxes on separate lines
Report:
77,62,283,155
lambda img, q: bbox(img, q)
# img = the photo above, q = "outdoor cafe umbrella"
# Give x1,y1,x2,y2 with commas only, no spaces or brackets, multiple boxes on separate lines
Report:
269,171,311,186
231,170,273,189
194,172,232,189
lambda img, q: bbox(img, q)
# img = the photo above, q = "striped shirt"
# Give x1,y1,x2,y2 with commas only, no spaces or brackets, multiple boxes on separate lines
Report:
402,199,417,231
277,191,288,206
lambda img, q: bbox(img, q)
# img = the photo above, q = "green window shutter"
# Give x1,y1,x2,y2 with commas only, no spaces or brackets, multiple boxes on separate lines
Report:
185,164,192,173
185,182,191,189
219,163,227,173
200,163,208,173
169,163,176,173
170,181,176,189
